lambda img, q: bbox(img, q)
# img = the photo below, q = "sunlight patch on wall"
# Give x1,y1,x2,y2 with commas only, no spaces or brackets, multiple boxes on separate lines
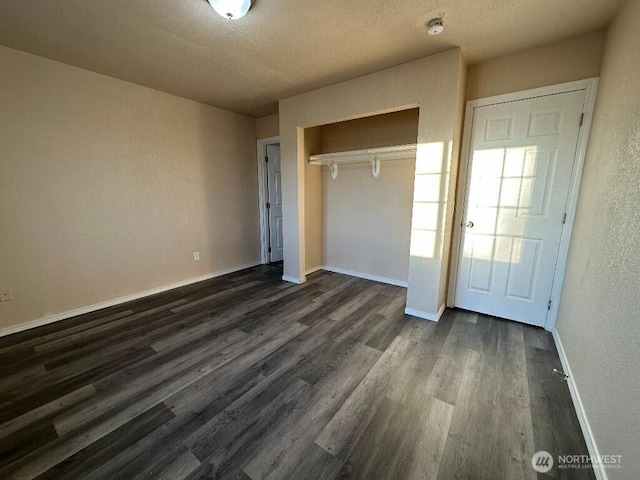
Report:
409,141,446,259
415,141,445,174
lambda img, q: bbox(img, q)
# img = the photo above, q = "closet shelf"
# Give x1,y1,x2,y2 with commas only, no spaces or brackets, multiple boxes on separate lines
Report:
309,143,417,179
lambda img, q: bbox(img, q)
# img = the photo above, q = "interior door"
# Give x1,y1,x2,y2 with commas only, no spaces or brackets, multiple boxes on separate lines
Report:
266,144,284,262
455,90,585,327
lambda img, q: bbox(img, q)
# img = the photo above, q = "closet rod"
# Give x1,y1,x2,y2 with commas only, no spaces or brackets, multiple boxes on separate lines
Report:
308,143,417,179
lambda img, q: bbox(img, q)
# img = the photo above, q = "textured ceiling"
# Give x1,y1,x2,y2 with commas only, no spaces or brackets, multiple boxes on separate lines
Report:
0,0,625,117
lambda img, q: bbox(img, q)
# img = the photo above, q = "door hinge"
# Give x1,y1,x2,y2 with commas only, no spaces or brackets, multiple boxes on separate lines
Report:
579,112,584,127
266,202,271,209
562,213,567,224
268,247,272,253
264,156,269,163
548,299,552,310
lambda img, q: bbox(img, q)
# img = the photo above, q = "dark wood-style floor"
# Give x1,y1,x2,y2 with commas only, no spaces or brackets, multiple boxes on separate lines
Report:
0,265,594,479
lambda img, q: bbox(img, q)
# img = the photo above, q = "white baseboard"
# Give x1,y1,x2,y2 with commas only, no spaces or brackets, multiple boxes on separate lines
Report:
404,303,446,322
281,275,302,284
552,329,607,480
322,266,408,288
0,261,261,339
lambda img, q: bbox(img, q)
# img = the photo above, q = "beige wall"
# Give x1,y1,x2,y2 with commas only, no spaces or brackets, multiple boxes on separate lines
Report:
0,45,260,332
279,49,466,318
317,109,419,154
256,113,280,140
466,30,606,100
304,127,322,272
555,1,640,477
322,159,415,283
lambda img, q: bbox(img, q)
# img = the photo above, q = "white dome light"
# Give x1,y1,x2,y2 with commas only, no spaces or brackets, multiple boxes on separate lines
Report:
207,0,253,20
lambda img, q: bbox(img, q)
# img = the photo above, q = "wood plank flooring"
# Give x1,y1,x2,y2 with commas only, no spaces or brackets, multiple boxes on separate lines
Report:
0,265,595,479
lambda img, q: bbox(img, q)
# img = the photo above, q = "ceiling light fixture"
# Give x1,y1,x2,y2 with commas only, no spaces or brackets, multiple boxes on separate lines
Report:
207,0,253,20
427,18,444,35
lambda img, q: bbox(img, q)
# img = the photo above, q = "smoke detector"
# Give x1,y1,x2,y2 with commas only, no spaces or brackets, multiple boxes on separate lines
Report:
427,18,444,36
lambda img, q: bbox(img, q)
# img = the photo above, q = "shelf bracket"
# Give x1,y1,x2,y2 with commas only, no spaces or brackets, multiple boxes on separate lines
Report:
328,162,338,180
370,156,380,178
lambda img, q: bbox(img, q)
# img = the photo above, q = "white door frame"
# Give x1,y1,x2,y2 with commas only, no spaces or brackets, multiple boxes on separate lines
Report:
447,78,599,331
256,136,281,264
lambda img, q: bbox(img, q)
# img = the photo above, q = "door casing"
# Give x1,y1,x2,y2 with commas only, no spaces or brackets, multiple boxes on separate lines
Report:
266,144,284,262
256,136,281,264
447,79,599,331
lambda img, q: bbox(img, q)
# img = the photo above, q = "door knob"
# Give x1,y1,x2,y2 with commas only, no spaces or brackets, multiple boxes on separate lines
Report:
466,221,474,228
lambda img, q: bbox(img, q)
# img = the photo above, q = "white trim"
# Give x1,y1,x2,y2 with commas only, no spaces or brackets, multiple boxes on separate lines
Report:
322,266,408,288
552,329,607,480
0,261,261,338
305,265,324,276
404,303,446,322
461,79,598,108
256,136,281,264
545,79,598,331
447,78,599,332
281,275,302,284
447,92,476,308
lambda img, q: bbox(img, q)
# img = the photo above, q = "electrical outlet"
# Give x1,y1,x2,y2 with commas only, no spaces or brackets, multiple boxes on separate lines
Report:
0,288,13,302
193,252,200,261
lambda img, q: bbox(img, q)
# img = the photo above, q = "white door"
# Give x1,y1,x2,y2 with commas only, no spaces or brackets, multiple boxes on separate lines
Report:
266,144,284,262
455,90,585,327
